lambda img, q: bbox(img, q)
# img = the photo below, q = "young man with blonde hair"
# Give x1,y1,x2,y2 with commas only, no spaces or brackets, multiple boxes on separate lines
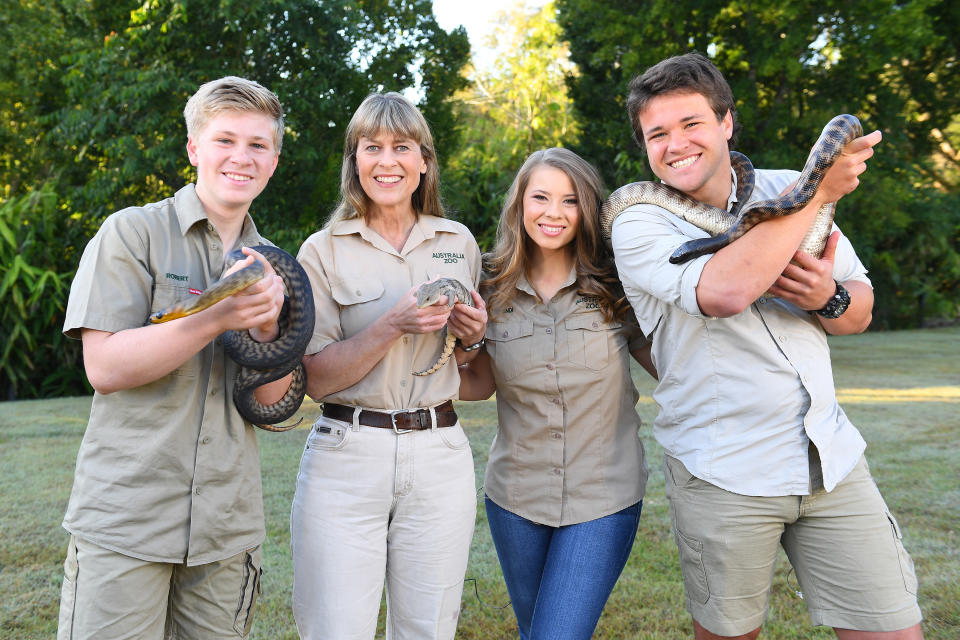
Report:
58,76,289,639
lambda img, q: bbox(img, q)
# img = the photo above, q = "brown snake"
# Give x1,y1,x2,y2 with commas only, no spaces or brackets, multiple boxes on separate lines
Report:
600,114,863,263
150,245,315,431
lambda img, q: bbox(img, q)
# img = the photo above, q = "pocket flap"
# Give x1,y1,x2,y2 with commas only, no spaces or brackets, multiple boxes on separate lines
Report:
564,313,621,331
330,277,385,305
486,319,534,342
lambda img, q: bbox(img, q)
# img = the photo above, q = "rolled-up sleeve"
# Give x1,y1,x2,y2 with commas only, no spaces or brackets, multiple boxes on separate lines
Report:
611,205,711,334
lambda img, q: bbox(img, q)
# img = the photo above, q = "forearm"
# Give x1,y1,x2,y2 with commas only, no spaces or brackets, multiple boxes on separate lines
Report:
697,203,822,316
457,349,495,400
303,316,404,400
81,312,224,393
817,280,873,335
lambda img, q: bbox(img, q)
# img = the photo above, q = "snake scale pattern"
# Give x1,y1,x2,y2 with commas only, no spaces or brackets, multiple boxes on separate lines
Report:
600,114,863,263
151,245,315,431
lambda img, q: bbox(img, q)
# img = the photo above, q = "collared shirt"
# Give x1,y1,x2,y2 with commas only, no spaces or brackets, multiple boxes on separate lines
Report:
297,215,481,410
62,184,270,566
611,168,871,497
482,270,649,526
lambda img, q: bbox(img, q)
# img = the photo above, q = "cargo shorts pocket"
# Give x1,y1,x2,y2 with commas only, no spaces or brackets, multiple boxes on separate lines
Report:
233,547,263,636
886,511,919,595
675,529,710,605
58,536,80,638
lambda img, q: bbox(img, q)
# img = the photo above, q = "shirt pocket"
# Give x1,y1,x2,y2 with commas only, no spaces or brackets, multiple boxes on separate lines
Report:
564,313,620,371
485,319,534,382
330,276,385,306
150,282,200,379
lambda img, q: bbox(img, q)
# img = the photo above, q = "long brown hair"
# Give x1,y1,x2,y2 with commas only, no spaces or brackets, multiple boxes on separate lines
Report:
327,92,443,226
483,148,629,322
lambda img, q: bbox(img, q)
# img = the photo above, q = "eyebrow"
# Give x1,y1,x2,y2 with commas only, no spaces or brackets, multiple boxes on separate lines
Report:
213,129,272,142
643,113,704,137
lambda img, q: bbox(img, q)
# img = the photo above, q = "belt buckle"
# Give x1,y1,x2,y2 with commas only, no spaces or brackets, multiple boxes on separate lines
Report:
390,410,414,434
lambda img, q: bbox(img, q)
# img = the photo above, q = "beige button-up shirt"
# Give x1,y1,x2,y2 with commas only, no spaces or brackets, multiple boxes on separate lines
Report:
63,184,269,565
612,168,872,497
297,215,481,409
482,270,649,526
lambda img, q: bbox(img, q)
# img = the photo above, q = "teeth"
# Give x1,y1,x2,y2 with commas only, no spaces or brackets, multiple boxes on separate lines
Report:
376,176,401,183
540,225,564,234
670,156,697,170
225,173,252,181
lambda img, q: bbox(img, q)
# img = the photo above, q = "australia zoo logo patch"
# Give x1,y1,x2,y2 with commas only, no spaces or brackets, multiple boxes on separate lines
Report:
575,295,601,310
432,251,465,264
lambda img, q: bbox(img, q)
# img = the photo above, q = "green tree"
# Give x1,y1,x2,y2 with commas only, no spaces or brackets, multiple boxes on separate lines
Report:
557,0,960,328
0,0,468,398
444,1,579,249
45,0,468,250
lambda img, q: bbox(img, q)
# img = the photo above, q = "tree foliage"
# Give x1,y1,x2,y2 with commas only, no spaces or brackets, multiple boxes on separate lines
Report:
0,0,468,398
444,1,579,249
557,0,960,328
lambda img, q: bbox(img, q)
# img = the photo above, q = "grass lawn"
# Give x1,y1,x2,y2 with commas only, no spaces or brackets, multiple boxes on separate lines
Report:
1,326,957,639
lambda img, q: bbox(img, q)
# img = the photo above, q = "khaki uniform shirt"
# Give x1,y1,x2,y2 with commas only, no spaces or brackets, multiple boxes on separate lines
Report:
62,184,270,565
297,215,481,409
483,269,649,526
612,167,871,496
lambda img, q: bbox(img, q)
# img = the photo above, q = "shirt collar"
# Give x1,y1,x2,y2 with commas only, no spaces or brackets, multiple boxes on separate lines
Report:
173,183,261,245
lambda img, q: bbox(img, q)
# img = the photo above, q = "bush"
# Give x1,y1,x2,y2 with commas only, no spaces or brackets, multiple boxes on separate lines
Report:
0,184,91,399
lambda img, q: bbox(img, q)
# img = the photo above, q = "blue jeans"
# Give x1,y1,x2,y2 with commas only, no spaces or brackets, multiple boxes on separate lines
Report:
484,496,642,640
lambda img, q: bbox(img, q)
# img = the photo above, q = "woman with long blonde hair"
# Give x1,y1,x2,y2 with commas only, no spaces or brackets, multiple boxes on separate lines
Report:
291,92,487,640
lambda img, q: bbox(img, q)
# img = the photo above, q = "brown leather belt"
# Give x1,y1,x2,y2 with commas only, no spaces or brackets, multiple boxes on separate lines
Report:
322,400,457,432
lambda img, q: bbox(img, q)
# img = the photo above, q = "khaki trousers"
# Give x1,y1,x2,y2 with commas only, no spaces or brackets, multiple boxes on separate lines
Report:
290,417,477,640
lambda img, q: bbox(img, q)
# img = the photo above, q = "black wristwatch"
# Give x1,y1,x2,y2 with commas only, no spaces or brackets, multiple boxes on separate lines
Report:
816,280,851,319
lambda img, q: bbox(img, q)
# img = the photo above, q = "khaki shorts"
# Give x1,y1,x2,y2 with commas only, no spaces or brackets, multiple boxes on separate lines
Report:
58,535,262,640
662,454,922,636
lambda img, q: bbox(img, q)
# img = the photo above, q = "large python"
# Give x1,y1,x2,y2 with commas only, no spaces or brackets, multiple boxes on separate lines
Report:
600,114,863,263
150,245,315,431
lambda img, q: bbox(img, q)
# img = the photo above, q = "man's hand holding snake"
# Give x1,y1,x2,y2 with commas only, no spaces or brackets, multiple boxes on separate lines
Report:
219,247,285,342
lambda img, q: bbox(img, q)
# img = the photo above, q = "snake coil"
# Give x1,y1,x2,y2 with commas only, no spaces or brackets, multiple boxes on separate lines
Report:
151,245,315,431
599,114,863,263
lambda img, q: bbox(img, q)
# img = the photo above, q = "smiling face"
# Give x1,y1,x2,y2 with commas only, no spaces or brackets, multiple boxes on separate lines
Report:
637,90,733,209
522,165,580,259
187,111,279,220
354,132,427,218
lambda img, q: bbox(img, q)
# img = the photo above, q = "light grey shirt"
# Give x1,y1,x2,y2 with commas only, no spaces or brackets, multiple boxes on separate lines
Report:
611,167,871,496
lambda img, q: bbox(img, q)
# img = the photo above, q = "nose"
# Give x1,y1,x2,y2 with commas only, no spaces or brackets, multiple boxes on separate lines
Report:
230,146,252,164
377,148,398,167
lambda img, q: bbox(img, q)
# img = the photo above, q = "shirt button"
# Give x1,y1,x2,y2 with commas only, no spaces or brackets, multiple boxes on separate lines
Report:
779,335,787,343
201,436,211,444
210,388,217,396
355,289,362,296
194,487,201,495
545,328,552,334
546,363,555,371
552,398,560,405
502,331,509,338
552,432,562,440
592,322,599,328
553,468,562,476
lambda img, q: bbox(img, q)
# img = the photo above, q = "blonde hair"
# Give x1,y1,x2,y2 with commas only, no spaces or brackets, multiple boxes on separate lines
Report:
327,92,443,225
183,76,284,152
483,148,629,322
